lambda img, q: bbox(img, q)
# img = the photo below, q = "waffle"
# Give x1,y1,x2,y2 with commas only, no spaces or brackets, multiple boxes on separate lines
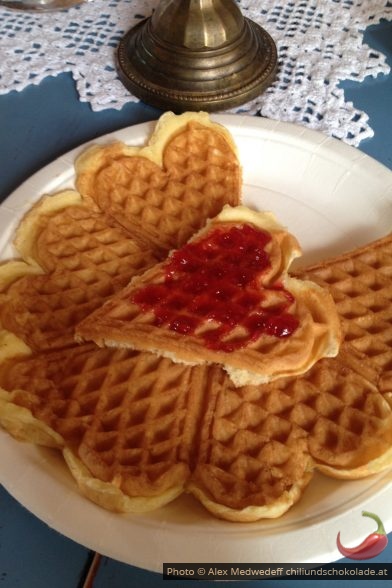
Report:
0,112,392,522
295,234,392,406
0,110,241,351
75,111,241,253
0,342,207,511
76,205,342,386
188,364,314,521
0,111,243,513
0,192,159,351
187,238,392,520
1,334,391,520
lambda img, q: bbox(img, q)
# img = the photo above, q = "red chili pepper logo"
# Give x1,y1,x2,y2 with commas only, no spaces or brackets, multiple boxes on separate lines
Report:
337,511,388,560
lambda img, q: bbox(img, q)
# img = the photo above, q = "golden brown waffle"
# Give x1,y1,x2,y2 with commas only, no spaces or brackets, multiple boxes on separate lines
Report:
76,206,341,386
189,235,392,520
296,234,392,405
0,111,241,352
0,343,207,511
1,335,391,520
189,229,392,519
0,194,159,351
0,113,392,522
0,112,244,514
188,344,392,521
75,112,241,252
188,365,314,521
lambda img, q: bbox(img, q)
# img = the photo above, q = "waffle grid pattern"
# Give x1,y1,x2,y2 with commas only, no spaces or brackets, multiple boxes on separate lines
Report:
0,115,392,520
75,211,341,388
191,347,392,514
1,345,205,496
76,122,240,250
298,236,392,401
0,205,158,351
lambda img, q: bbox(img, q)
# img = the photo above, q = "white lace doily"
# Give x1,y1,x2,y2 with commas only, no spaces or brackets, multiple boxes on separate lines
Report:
0,0,391,146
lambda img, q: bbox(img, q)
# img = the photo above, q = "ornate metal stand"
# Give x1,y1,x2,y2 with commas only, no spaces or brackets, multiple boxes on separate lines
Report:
117,0,277,112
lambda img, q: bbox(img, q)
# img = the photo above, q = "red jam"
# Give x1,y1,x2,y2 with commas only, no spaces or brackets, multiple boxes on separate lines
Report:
132,223,299,351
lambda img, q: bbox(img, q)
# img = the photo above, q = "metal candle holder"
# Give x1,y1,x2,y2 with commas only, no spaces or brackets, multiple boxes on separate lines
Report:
117,0,277,112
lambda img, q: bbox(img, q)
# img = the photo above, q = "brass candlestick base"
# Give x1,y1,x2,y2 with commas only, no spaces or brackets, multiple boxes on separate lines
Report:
117,0,277,112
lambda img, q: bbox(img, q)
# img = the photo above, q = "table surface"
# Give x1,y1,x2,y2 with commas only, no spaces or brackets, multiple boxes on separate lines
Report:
0,17,392,588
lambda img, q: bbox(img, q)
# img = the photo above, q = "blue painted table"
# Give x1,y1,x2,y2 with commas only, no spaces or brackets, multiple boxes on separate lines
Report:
0,18,391,588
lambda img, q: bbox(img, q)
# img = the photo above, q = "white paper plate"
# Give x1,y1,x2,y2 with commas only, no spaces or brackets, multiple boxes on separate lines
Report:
1,115,392,570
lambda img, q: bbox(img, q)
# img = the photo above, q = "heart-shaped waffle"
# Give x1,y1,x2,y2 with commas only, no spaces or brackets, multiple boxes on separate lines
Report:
0,194,159,351
0,113,241,352
0,113,392,523
0,344,207,511
189,344,392,521
75,112,241,252
0,112,241,514
76,205,341,386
